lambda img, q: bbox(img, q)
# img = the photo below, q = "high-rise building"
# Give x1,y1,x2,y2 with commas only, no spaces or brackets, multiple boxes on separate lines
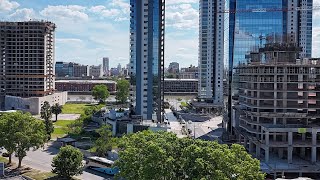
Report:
129,0,165,121
73,64,89,77
235,43,320,175
90,65,103,78
168,62,179,74
0,21,56,98
103,57,109,76
0,21,67,113
225,0,313,132
198,0,225,105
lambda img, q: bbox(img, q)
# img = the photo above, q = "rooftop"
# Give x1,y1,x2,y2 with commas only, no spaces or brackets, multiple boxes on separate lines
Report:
164,78,198,81
55,79,116,84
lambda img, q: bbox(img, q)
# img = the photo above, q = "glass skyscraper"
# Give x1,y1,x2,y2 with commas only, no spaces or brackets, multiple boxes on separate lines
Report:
225,0,313,132
129,0,165,121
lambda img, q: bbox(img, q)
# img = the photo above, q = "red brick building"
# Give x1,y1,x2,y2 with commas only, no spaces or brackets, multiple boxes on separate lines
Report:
55,80,116,93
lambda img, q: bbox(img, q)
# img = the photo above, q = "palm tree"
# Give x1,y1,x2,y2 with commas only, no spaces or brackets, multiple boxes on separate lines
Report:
51,103,62,122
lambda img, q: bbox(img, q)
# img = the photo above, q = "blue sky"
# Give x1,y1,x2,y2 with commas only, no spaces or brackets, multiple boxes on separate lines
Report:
0,0,319,68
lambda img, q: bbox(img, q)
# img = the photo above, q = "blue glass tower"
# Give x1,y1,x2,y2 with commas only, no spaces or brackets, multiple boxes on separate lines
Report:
129,0,165,121
225,0,313,132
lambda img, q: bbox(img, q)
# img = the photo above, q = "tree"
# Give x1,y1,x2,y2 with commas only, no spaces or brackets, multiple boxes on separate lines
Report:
94,125,113,157
51,103,62,122
0,111,47,167
0,112,20,164
40,101,54,140
52,145,84,179
116,79,130,104
115,131,265,180
92,84,110,103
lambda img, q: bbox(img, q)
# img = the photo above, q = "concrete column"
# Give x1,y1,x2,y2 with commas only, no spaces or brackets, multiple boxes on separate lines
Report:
312,147,317,163
273,117,277,125
249,141,253,153
312,129,317,146
288,132,293,145
273,132,277,141
244,137,248,149
265,147,269,163
266,131,270,146
256,144,261,159
288,146,293,164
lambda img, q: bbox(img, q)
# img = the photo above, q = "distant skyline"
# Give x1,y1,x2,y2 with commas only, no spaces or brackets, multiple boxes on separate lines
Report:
0,0,319,68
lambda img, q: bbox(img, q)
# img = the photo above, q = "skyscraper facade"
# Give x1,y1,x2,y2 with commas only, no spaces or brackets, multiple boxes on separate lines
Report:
102,57,109,76
129,0,165,121
198,0,225,105
225,0,313,132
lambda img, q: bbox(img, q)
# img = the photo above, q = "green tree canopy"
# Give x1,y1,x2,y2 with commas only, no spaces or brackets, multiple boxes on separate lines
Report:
92,84,110,103
94,125,113,157
0,111,47,167
40,101,54,140
115,79,130,104
52,145,84,179
51,103,63,122
115,131,265,180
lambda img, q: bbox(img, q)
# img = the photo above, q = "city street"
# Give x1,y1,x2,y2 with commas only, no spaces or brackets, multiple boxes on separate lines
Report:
11,144,113,180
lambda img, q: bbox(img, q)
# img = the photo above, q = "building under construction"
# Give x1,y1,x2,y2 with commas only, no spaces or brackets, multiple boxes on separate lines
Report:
234,43,320,177
0,21,66,114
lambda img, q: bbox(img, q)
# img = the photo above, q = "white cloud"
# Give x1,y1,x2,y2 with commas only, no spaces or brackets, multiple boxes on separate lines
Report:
0,0,19,11
89,6,120,17
110,0,130,14
166,3,199,29
9,8,35,21
40,5,89,22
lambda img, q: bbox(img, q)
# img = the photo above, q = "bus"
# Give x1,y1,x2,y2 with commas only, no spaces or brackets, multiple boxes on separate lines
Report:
86,156,119,175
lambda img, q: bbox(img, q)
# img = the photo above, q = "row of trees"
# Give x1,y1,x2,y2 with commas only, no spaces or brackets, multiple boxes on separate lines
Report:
115,131,265,180
92,79,130,104
0,111,47,167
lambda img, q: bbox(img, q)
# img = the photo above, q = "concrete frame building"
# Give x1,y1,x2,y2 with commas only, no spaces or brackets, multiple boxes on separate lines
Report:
129,0,165,121
235,43,320,176
226,0,313,134
0,21,67,113
164,78,198,94
198,0,225,105
0,21,56,98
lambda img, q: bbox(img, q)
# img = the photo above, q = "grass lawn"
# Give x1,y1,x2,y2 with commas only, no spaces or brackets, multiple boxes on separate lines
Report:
52,120,75,138
61,103,105,114
0,156,8,163
23,170,56,180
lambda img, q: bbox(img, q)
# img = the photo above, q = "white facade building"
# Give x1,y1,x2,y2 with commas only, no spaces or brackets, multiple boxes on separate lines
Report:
198,0,225,105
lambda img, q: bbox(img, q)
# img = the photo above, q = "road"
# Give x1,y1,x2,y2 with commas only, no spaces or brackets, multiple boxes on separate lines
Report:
11,144,113,180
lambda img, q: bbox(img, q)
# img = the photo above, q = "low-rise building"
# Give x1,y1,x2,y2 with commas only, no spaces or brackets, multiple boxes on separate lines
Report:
164,78,198,94
180,66,198,79
55,80,116,93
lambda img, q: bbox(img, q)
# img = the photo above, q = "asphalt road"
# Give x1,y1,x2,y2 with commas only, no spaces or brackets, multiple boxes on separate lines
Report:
11,144,113,180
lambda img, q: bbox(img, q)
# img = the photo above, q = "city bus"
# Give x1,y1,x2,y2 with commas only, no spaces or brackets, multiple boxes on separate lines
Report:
86,156,119,175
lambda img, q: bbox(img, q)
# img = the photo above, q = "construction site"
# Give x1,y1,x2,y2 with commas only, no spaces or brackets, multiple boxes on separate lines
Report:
0,21,66,114
234,43,320,178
